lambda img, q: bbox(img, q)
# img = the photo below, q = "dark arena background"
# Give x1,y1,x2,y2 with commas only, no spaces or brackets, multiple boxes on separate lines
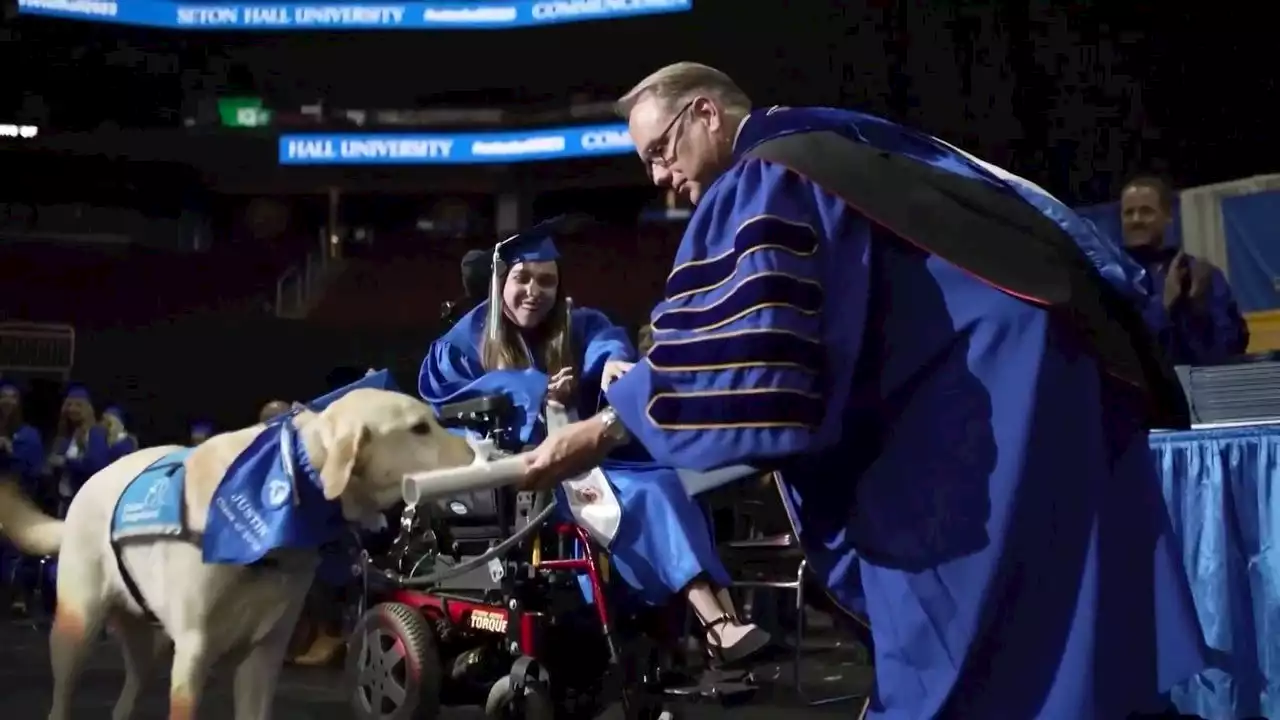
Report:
0,1,1277,718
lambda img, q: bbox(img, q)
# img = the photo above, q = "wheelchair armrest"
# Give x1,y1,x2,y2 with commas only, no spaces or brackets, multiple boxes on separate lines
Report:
436,394,513,427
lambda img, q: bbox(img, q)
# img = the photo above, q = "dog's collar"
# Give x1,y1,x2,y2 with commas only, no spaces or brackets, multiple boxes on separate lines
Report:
277,419,324,504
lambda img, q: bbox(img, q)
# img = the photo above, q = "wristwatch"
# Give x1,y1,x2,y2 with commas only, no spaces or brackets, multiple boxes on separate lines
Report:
597,407,631,445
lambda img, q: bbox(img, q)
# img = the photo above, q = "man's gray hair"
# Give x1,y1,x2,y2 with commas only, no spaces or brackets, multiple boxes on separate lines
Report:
614,62,752,118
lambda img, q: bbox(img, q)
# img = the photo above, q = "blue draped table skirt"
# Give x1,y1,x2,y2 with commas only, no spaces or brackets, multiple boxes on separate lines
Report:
1153,424,1280,720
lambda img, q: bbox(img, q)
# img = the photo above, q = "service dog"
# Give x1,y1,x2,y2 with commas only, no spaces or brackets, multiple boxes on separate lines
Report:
0,388,474,720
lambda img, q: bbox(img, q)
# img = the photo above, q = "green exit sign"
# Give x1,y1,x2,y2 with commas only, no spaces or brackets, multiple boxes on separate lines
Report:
218,97,273,128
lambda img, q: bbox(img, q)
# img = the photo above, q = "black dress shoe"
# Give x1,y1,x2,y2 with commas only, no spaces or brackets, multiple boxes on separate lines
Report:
709,626,791,670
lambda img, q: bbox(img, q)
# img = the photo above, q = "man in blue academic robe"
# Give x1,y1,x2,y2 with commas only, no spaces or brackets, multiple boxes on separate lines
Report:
1120,176,1249,365
518,62,1206,719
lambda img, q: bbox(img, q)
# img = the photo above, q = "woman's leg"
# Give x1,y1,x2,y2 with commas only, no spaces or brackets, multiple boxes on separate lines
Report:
684,579,755,648
601,465,776,662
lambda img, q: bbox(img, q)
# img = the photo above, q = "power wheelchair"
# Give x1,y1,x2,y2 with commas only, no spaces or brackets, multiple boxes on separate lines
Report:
345,393,761,720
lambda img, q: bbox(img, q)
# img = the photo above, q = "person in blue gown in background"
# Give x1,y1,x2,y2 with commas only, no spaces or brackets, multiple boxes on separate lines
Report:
101,405,139,463
419,225,772,664
48,385,110,517
1120,176,1249,365
519,63,1207,719
0,380,45,495
1,379,47,607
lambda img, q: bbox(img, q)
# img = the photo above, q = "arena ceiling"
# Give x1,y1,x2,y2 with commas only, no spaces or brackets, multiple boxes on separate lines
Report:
7,0,1275,204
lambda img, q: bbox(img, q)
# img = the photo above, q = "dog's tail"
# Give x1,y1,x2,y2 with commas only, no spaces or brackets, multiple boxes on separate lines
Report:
0,477,63,556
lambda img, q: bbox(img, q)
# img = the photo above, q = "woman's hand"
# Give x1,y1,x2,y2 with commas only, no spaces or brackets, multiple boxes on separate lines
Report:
547,367,576,405
601,360,635,391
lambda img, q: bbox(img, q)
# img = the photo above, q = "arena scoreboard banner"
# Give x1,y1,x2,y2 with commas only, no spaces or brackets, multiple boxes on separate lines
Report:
16,0,691,29
278,123,635,165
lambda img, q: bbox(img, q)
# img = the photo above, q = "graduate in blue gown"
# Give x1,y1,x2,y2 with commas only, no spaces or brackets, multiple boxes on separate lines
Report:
520,64,1206,719
49,385,110,516
0,380,45,495
419,222,772,663
1120,176,1249,365
1,380,46,592
101,405,139,463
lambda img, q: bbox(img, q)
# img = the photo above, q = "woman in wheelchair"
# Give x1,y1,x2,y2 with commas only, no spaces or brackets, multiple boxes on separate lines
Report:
419,225,773,667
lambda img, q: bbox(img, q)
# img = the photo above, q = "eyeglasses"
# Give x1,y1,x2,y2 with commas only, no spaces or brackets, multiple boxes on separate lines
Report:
641,99,695,178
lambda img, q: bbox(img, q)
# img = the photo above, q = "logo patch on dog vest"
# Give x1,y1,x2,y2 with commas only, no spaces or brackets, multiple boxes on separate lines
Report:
111,450,193,542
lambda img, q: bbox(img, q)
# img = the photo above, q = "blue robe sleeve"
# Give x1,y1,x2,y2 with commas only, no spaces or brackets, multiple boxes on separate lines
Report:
418,339,550,444
7,425,44,481
574,307,637,389
606,159,869,471
66,425,110,489
108,435,138,463
1144,262,1249,365
1177,264,1249,363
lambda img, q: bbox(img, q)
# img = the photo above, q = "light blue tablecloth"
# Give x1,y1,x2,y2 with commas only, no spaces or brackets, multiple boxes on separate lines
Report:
1153,425,1280,719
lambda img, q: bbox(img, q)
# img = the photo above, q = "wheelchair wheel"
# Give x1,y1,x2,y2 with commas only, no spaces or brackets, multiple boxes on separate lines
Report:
347,602,442,720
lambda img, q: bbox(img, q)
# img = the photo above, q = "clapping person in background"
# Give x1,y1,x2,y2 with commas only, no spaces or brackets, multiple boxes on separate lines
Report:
0,380,44,495
0,380,45,616
48,385,109,518
100,405,139,463
1121,176,1249,364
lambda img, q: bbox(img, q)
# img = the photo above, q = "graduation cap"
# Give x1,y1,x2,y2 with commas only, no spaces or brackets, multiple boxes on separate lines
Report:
64,384,91,403
486,214,595,343
306,369,400,413
0,379,19,395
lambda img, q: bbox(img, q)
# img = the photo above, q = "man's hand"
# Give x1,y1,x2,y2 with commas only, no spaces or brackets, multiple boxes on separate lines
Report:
1187,258,1214,312
547,367,576,405
1163,250,1189,310
519,415,612,491
601,360,635,391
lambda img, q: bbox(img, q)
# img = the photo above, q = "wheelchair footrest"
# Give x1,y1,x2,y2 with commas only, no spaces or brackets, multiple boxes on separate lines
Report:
660,668,757,705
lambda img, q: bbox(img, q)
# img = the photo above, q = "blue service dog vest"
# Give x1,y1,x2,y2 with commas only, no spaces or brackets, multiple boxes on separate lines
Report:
110,420,343,565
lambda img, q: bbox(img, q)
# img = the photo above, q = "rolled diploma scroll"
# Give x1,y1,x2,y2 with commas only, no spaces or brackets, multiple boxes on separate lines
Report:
401,435,524,505
402,456,527,505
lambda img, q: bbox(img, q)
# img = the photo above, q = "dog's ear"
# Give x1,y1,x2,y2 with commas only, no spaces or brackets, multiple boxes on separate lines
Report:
319,418,367,501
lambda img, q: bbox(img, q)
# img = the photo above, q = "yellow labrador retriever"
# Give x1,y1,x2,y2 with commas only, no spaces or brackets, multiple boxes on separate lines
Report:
0,388,473,720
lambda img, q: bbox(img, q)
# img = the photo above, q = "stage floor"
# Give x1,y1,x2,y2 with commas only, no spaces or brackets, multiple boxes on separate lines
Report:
0,617,872,718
